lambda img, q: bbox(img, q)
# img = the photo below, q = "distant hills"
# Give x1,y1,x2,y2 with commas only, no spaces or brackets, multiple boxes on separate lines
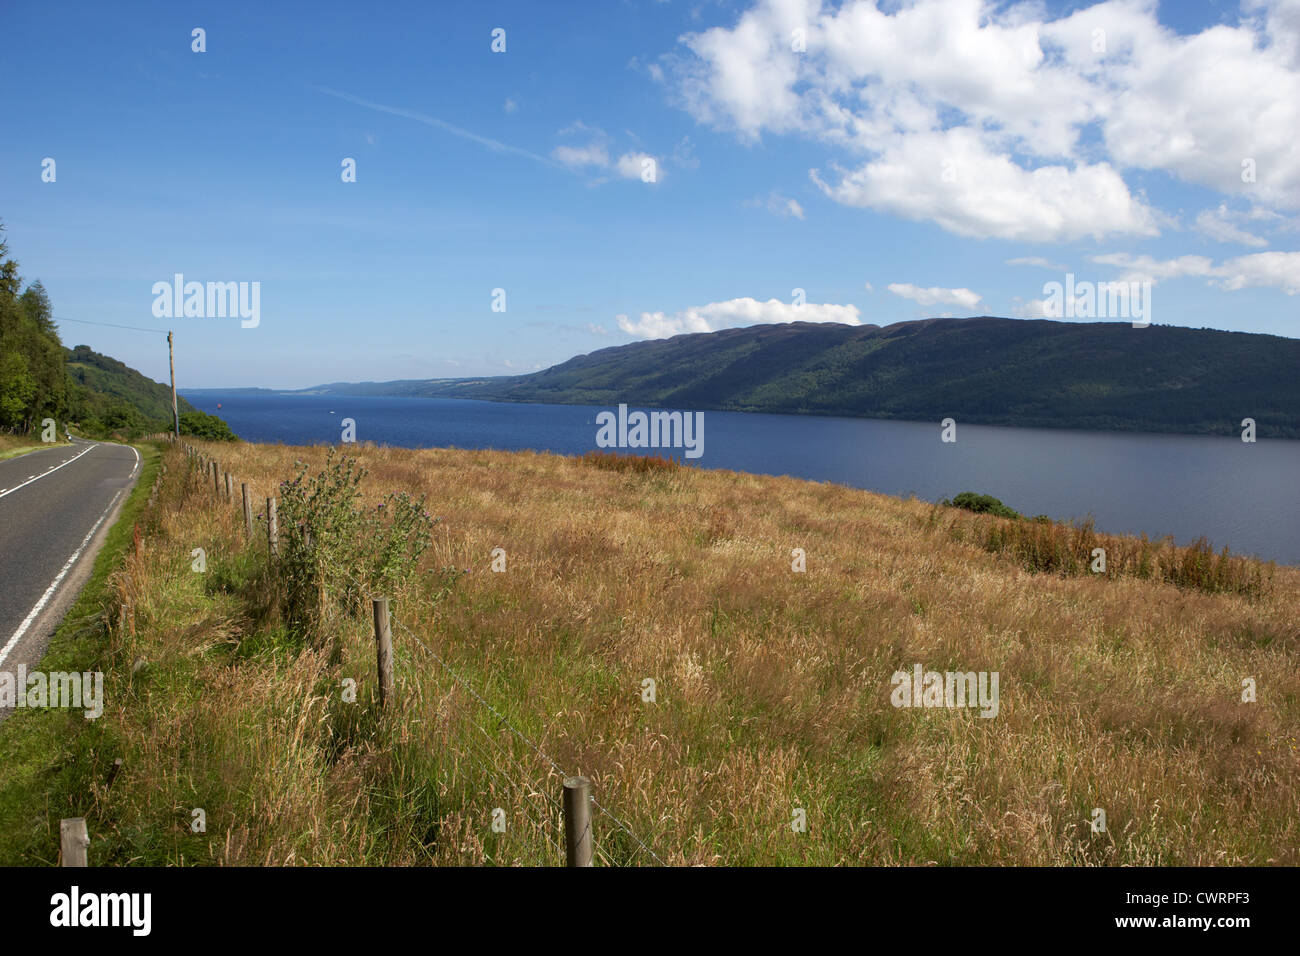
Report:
290,317,1300,438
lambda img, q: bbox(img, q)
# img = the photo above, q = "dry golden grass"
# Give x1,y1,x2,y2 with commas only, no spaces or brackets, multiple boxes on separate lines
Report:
95,439,1300,866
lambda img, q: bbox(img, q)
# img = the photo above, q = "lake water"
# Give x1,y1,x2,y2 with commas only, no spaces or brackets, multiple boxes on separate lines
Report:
182,391,1300,566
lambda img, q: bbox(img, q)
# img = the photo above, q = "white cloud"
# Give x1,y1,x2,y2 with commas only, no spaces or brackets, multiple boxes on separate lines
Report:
1007,256,1067,270
810,128,1157,241
615,151,662,181
1214,251,1300,294
1089,253,1216,284
616,296,861,338
553,142,609,168
504,97,518,114
586,323,609,335
745,190,805,218
666,0,1300,240
553,124,662,182
887,283,983,309
1012,298,1062,319
1090,250,1300,294
1194,205,1269,247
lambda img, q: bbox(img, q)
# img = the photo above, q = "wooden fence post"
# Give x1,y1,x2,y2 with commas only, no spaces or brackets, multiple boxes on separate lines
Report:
60,818,89,867
212,462,220,497
563,776,593,867
224,471,233,501
372,597,394,707
242,483,253,539
267,498,278,555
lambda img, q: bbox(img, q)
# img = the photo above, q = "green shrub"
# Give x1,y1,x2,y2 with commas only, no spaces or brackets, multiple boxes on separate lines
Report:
941,491,1022,520
275,449,435,639
179,410,237,441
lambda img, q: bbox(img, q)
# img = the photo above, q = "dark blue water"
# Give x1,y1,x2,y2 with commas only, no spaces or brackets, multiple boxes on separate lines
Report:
183,391,1300,566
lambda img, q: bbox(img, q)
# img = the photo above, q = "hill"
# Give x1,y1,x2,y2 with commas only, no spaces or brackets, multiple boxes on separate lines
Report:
65,344,198,432
311,318,1300,438
0,222,232,440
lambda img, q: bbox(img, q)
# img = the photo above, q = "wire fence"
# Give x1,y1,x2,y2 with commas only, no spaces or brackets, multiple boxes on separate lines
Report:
174,437,665,867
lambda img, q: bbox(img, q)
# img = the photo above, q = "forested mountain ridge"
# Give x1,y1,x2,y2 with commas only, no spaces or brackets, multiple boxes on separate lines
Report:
315,317,1300,438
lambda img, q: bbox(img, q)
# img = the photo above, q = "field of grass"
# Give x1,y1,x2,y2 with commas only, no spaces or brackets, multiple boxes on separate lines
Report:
3,438,1297,866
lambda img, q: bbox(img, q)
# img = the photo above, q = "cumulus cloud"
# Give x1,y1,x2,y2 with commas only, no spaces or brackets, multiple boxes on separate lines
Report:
615,151,662,181
810,128,1157,241
665,0,1300,240
616,296,861,338
887,283,983,309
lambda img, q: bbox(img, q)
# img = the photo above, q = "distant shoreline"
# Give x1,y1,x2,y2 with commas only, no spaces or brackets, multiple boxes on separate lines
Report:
182,388,1300,443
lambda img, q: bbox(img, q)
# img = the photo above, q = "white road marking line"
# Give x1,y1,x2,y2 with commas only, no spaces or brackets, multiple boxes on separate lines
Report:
0,484,126,667
0,441,97,500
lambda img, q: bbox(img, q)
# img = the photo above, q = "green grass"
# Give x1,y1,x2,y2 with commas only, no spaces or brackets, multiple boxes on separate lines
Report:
0,435,71,462
0,441,159,865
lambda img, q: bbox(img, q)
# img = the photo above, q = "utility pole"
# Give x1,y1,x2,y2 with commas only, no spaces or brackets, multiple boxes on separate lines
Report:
168,330,179,438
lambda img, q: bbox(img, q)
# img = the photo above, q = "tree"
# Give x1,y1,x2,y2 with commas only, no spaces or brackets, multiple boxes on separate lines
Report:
179,410,237,441
20,280,55,336
0,222,20,299
0,350,36,427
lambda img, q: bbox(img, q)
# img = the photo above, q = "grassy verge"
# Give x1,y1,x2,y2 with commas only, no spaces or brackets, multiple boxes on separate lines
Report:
3,439,1297,866
0,433,72,462
0,441,158,864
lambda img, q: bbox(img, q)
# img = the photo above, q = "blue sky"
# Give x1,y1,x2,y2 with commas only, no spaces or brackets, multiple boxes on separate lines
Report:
2,0,1297,388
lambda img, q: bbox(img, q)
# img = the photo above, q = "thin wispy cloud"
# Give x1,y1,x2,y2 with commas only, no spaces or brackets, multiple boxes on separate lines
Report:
316,86,559,168
1007,257,1067,271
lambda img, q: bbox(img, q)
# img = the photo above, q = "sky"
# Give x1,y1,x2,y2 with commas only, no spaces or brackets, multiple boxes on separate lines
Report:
2,0,1298,388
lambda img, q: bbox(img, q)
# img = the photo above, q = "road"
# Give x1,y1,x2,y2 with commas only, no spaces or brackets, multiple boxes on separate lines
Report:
0,439,140,719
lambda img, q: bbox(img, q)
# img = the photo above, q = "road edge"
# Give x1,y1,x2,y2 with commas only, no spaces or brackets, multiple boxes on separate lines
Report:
0,440,161,863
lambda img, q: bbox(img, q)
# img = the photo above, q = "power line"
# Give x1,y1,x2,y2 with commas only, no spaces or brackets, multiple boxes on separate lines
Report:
55,315,168,334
